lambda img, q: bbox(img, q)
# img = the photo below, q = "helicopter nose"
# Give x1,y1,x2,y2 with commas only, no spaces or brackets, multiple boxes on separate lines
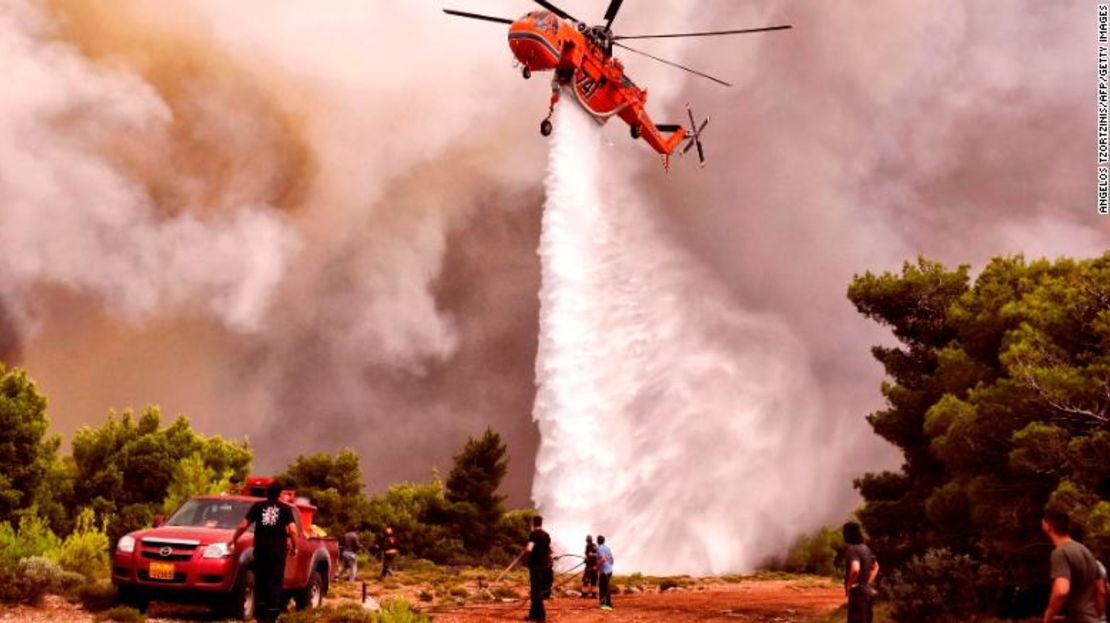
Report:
508,22,561,71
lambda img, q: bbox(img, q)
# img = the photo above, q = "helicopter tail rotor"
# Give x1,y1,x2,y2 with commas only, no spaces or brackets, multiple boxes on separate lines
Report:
681,105,709,167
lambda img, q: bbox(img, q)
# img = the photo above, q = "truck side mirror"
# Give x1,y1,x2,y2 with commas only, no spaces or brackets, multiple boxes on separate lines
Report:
153,515,166,528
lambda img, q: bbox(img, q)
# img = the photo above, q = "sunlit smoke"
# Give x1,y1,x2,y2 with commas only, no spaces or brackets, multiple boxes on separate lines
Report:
532,101,836,574
0,0,298,332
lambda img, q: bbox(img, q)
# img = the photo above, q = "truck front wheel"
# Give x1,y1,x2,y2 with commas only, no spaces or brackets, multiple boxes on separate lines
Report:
295,571,325,610
222,569,255,621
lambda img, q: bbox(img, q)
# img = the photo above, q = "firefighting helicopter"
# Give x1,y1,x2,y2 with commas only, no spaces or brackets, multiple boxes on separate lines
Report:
444,0,791,168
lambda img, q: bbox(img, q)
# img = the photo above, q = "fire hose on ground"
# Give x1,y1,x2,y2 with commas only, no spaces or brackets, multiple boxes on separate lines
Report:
423,553,590,614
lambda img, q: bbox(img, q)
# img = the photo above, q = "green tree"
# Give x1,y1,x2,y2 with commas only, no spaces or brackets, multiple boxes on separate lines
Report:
32,456,76,537
0,365,58,523
444,428,509,554
162,452,234,515
849,253,1110,597
364,476,465,564
278,449,371,535
70,406,251,543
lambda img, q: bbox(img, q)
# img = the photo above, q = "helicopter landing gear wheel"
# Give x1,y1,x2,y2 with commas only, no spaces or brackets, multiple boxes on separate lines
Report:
522,67,531,80
540,119,553,136
630,124,641,139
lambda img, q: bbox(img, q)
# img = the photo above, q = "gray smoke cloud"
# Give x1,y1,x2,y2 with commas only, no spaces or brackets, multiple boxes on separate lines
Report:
1,0,1104,546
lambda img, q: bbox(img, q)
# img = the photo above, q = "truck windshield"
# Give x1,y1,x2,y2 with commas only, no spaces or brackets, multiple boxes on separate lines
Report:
165,499,254,530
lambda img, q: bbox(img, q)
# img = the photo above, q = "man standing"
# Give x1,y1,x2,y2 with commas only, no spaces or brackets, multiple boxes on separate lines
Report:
339,530,362,582
582,535,599,598
230,481,298,623
1042,510,1105,623
596,535,614,611
842,522,878,623
379,526,400,579
523,515,553,622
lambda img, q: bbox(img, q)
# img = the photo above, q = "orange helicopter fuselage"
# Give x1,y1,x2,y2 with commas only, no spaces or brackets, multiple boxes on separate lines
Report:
506,11,686,159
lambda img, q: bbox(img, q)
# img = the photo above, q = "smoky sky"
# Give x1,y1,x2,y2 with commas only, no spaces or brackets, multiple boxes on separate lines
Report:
0,0,1105,513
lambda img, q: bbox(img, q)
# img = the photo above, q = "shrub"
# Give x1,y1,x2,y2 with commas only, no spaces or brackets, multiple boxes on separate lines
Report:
762,525,845,577
94,605,147,622
13,556,67,605
448,585,469,598
378,599,430,623
275,601,425,623
77,580,119,612
492,586,520,599
56,569,86,597
417,589,434,602
886,548,1003,623
659,579,680,592
0,513,66,605
0,513,61,564
52,508,110,580
327,603,378,623
276,609,316,623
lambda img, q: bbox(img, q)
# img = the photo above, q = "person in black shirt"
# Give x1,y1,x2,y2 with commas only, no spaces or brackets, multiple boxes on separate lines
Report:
523,515,553,622
842,522,879,623
582,535,598,598
230,482,298,623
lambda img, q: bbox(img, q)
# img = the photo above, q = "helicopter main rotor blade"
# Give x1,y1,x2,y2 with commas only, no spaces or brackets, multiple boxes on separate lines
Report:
603,0,625,30
614,25,792,40
532,0,578,23
443,9,514,25
613,42,732,87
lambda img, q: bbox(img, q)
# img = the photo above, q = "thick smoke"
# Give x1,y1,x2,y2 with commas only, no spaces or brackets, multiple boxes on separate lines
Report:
0,0,1103,563
0,0,298,332
1,0,552,497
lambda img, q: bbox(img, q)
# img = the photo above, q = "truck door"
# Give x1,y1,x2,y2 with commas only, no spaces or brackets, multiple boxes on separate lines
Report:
283,505,310,589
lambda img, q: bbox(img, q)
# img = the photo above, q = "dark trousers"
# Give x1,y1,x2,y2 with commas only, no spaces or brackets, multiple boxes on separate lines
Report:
599,572,613,607
528,566,547,621
583,566,598,588
380,554,395,578
254,548,287,623
847,586,873,623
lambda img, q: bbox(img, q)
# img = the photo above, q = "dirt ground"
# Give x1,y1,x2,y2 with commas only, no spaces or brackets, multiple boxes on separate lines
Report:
0,577,845,622
427,578,845,622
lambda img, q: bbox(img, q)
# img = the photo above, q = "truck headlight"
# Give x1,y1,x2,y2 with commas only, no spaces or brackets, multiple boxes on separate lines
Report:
202,542,231,559
117,535,136,553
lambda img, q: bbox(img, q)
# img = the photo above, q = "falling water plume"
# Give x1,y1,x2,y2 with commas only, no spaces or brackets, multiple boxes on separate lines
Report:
531,100,837,575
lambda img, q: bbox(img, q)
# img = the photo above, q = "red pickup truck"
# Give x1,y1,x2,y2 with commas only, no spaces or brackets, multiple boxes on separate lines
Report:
111,479,339,619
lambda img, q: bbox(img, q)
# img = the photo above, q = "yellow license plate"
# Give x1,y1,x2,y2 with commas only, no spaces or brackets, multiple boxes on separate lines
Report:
148,561,175,580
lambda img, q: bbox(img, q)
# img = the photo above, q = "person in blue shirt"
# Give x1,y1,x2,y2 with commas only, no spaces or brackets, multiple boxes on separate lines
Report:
596,535,614,611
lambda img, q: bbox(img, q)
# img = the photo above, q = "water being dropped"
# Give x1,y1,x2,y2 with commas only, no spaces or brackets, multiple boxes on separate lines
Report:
531,100,835,574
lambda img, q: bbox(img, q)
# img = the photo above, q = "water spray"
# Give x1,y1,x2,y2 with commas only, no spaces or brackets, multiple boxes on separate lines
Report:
531,99,835,575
